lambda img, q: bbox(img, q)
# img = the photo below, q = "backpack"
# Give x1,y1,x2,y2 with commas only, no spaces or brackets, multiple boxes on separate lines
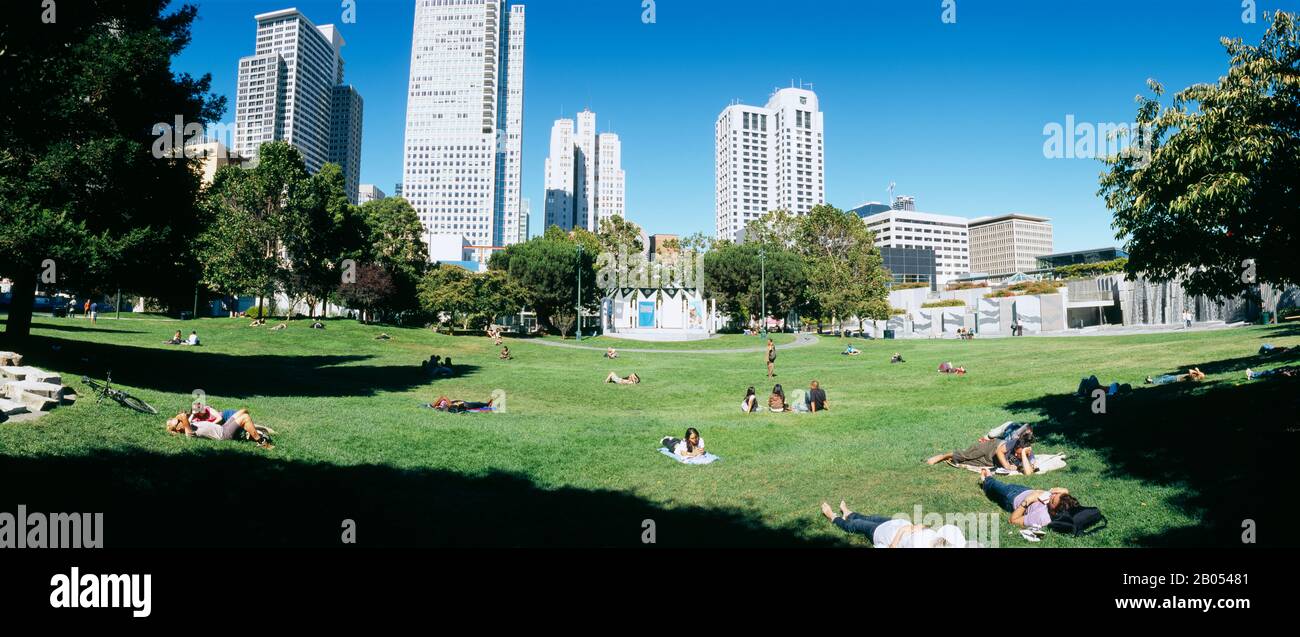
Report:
1048,506,1107,536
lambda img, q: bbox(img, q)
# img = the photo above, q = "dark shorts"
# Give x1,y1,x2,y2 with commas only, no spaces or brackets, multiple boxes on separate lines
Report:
219,409,242,440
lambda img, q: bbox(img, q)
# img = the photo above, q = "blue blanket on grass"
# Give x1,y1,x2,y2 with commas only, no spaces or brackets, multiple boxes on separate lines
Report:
658,448,721,465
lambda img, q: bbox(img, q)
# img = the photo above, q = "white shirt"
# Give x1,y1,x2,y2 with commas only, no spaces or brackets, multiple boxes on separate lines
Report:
188,334,199,345
672,438,704,455
872,520,968,548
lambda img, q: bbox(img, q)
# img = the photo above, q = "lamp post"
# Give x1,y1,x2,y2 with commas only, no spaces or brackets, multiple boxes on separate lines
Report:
576,242,583,341
759,246,767,340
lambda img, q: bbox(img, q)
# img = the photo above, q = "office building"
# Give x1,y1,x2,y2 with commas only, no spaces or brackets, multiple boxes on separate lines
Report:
715,87,825,242
235,9,361,180
402,0,527,260
863,209,970,285
967,213,1054,276
358,184,386,204
879,246,938,290
544,109,625,231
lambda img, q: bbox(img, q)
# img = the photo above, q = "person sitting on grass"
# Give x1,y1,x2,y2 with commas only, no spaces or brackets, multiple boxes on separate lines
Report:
499,346,512,360
925,427,1037,474
426,396,494,413
311,320,325,330
167,402,274,449
421,355,454,377
163,330,183,345
978,469,1077,529
890,352,906,364
819,501,969,548
938,361,967,375
741,386,759,413
768,384,789,412
1246,366,1300,381
842,344,860,356
605,372,641,385
805,380,829,413
605,347,619,359
1144,367,1205,385
661,428,705,458
187,331,200,346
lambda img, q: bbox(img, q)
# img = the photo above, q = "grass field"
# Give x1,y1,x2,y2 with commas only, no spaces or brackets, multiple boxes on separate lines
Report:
1,314,1296,547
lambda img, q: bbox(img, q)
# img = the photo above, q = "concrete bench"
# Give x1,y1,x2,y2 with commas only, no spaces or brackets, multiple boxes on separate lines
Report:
0,366,62,385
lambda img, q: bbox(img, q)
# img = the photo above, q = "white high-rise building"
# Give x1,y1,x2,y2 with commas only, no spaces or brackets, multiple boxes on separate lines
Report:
715,87,825,242
968,213,1054,276
863,209,971,285
403,0,526,261
544,110,625,231
235,9,359,176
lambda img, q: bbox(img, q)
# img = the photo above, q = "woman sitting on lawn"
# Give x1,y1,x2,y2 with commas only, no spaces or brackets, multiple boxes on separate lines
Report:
741,386,759,413
890,353,905,364
605,372,641,385
768,384,789,412
925,427,1037,474
978,469,1077,529
1144,367,1205,385
819,500,969,548
166,402,273,449
163,330,183,345
499,346,512,360
842,344,860,356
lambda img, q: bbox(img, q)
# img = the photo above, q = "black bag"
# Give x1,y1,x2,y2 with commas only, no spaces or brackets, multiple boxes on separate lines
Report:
1048,506,1107,536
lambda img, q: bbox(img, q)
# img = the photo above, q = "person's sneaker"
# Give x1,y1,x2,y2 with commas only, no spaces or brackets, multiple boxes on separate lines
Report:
256,434,274,449
1246,368,1255,380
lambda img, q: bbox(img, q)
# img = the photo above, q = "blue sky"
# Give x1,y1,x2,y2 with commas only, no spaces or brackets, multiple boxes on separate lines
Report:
174,0,1297,251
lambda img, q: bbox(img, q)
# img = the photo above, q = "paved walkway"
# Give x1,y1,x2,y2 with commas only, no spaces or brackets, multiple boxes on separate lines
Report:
530,332,820,355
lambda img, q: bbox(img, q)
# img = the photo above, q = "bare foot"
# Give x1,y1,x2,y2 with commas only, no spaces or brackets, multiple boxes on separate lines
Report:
839,500,851,519
820,502,837,522
979,468,992,482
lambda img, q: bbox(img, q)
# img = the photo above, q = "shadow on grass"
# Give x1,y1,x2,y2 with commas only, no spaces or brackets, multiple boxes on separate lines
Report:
0,334,474,399
1006,369,1298,547
25,321,149,335
0,450,839,548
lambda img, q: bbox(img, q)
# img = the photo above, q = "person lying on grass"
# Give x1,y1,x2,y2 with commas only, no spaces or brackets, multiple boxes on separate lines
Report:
661,428,705,458
1258,344,1294,356
163,330,183,345
1144,367,1205,385
938,361,967,375
842,344,860,356
605,347,619,359
890,352,905,364
926,427,1036,474
741,386,759,413
1246,366,1300,381
820,501,969,548
425,396,494,413
166,403,274,449
605,372,640,385
768,384,789,412
978,469,1077,529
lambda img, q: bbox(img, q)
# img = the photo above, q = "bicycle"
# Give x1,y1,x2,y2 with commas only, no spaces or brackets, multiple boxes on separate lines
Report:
81,371,158,415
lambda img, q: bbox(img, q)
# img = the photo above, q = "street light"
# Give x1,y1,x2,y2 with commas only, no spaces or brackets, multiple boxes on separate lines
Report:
576,242,583,341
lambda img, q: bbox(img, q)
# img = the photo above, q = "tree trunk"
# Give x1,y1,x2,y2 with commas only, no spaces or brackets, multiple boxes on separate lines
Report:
3,268,37,341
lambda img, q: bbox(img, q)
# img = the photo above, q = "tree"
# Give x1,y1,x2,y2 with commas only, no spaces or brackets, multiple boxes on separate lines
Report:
793,204,891,335
743,209,800,247
282,163,354,318
490,234,598,334
418,264,474,331
0,1,225,338
354,197,428,320
1100,11,1300,298
597,215,644,256
197,142,311,319
703,241,808,327
336,264,394,324
679,232,714,254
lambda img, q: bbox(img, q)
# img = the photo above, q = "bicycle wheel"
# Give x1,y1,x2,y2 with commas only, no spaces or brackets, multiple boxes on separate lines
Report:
117,393,158,415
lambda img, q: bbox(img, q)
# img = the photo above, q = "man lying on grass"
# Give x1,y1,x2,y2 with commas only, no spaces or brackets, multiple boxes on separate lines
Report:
166,402,274,449
424,396,494,413
926,426,1036,474
605,372,640,385
1144,367,1206,385
820,500,970,548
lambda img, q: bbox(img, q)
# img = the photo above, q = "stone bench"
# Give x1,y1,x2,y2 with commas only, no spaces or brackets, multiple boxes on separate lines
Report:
0,366,62,385
0,397,29,416
0,352,22,367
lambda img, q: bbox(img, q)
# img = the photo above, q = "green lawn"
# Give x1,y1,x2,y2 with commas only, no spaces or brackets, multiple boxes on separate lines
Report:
1,314,1294,547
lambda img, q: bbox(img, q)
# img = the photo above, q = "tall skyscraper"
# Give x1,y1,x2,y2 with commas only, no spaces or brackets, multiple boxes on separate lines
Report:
715,87,825,242
329,85,364,204
235,9,361,184
403,0,526,261
544,109,625,231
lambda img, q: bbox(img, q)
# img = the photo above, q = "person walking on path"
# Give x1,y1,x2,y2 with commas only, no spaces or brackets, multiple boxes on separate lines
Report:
766,339,777,378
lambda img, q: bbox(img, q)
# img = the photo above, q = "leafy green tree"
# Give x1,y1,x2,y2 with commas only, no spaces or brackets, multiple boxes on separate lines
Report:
418,264,474,331
704,241,808,328
597,215,644,256
793,204,891,335
1100,11,1300,298
490,234,598,334
282,163,352,318
355,197,428,319
336,263,394,324
0,1,225,338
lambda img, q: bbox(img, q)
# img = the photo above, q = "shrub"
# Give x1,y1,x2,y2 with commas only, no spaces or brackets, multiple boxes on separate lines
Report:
1052,258,1128,279
922,299,968,308
984,280,1066,298
888,307,908,315
891,282,930,290
945,281,989,291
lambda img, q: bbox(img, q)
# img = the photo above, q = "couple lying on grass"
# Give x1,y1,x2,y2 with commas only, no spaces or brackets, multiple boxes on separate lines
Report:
925,422,1037,474
821,473,1079,547
166,402,274,449
742,381,828,413
423,396,495,413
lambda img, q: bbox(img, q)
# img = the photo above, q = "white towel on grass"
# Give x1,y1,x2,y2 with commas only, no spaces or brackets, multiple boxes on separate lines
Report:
658,448,721,465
